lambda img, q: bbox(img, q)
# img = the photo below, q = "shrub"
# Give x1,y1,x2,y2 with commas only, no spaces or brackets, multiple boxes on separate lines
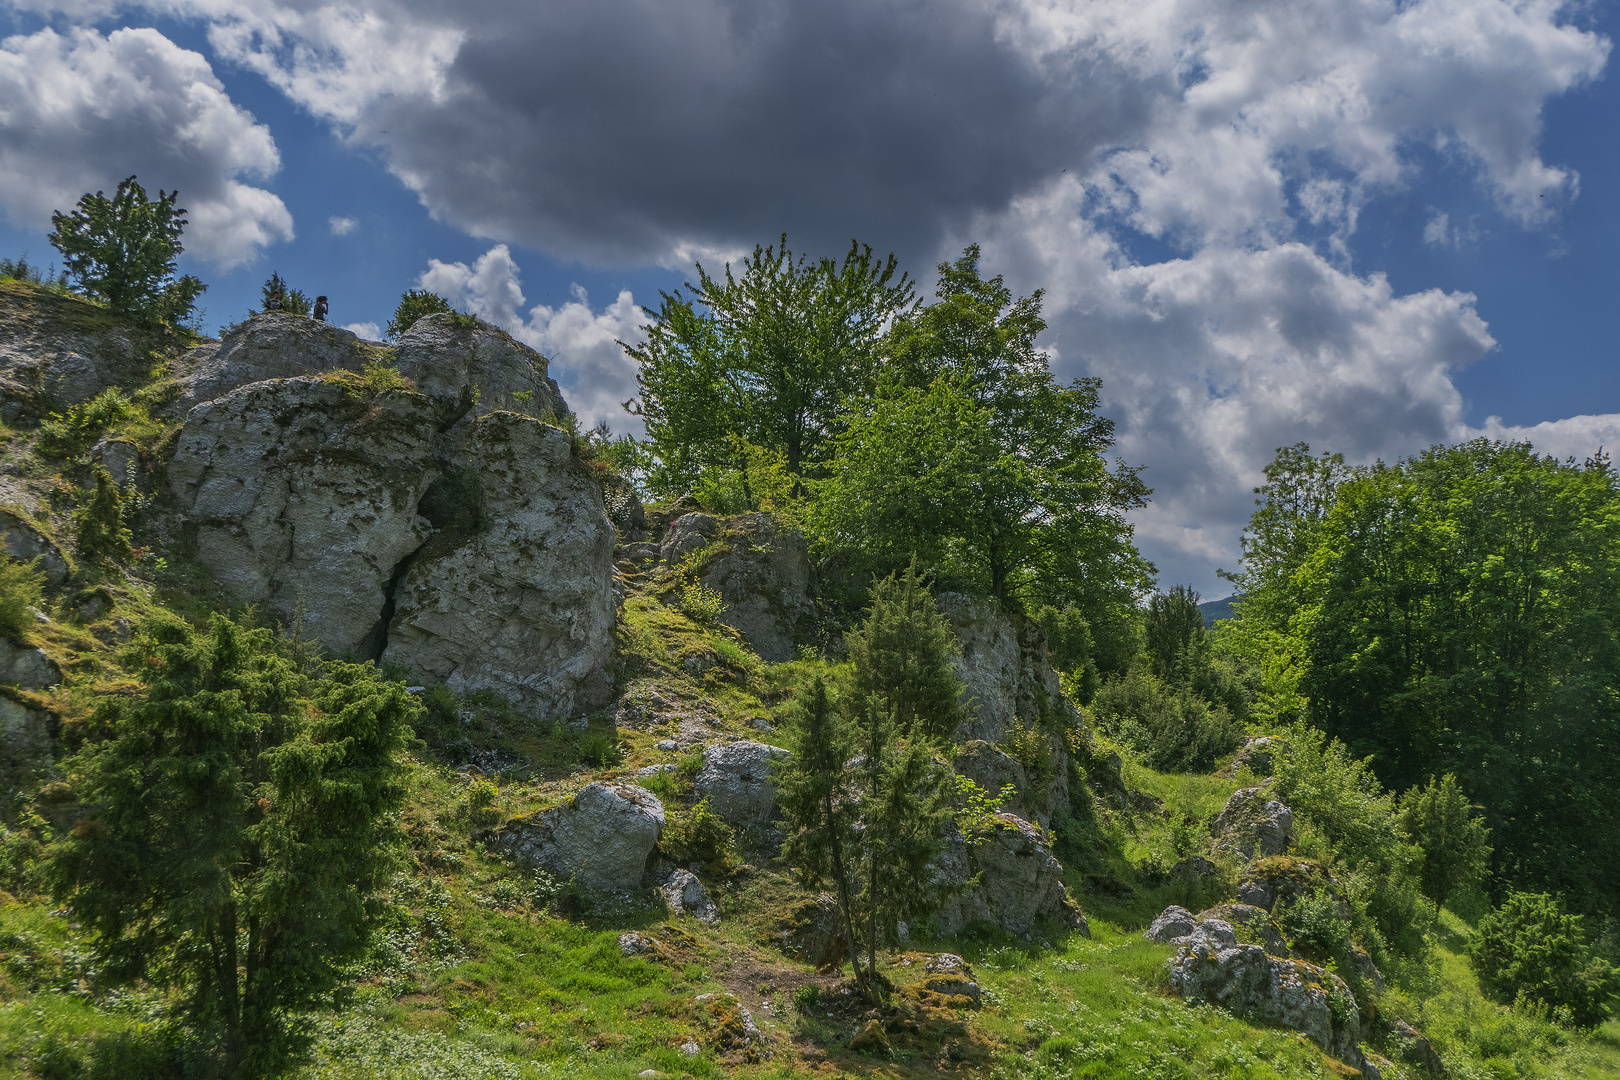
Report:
1276,888,1352,960
74,467,131,563
1471,892,1619,1029
1090,667,1241,773
793,985,820,1013
0,551,45,638
387,289,452,338
466,779,500,827
36,388,133,458
660,798,737,873
1399,772,1492,909
680,580,726,626
572,729,623,768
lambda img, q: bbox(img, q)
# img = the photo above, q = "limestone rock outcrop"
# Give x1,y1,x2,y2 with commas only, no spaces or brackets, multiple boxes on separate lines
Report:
661,868,719,922
1170,941,1365,1069
937,592,1078,745
380,414,616,720
0,638,61,690
393,313,566,421
953,740,1055,827
691,740,789,832
661,512,720,565
0,510,69,585
172,314,368,413
1195,903,1292,957
0,692,53,767
694,514,816,662
498,782,665,895
934,813,1090,937
1212,786,1294,860
0,287,144,417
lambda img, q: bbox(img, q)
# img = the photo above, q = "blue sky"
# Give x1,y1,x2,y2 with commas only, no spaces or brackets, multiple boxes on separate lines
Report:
2,0,1616,593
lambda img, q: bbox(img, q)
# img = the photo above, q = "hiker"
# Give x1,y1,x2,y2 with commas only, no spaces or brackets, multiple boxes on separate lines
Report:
313,295,329,322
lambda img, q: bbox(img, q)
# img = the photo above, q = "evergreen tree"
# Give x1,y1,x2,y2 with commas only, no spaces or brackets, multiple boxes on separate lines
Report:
48,176,205,328
845,562,964,741
387,289,453,338
1399,773,1492,910
75,466,130,563
51,612,414,1076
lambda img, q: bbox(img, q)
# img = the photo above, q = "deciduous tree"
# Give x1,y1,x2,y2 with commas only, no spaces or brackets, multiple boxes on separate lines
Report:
48,176,205,328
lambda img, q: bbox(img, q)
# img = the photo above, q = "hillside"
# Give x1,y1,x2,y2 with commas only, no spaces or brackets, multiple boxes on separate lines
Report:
0,278,1617,1080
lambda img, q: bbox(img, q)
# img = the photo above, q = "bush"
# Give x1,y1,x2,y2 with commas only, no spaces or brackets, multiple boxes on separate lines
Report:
0,551,45,638
1399,772,1492,909
36,388,133,459
387,289,452,338
572,729,623,768
1276,888,1352,960
74,467,131,563
1471,892,1619,1029
1090,667,1241,772
660,798,736,873
680,580,726,626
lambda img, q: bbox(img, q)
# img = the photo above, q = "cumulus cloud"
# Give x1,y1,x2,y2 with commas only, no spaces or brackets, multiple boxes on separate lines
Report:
0,26,293,267
416,245,644,433
1468,413,1620,463
342,320,381,340
329,215,357,235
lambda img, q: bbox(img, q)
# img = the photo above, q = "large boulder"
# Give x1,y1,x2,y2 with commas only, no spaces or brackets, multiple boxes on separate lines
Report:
168,378,441,658
1145,905,1237,950
1227,736,1289,778
498,782,665,895
691,740,789,832
393,313,567,421
1211,786,1294,860
0,285,144,416
660,511,720,565
694,514,815,661
1235,856,1339,913
172,314,368,413
1195,903,1292,957
0,638,60,690
381,413,616,721
1170,941,1364,1068
934,813,1090,937
0,691,53,767
0,509,70,585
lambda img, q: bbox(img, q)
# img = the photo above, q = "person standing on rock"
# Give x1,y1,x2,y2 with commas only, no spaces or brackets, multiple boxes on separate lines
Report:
313,296,329,322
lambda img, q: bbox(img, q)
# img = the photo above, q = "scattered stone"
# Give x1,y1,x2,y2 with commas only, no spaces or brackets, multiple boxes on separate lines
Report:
619,931,655,957
636,764,676,778
1229,736,1289,777
926,953,975,977
692,993,760,1050
691,740,789,831
933,813,1090,938
662,868,719,923
1145,905,1236,949
1392,1018,1444,1075
693,513,816,661
1211,786,1294,860
0,638,61,690
1170,941,1364,1069
679,1039,701,1057
498,783,664,896
656,739,679,752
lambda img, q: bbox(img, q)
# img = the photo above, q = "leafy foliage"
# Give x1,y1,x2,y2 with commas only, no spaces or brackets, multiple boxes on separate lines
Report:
387,289,453,339
51,612,414,1076
659,798,737,874
1471,892,1618,1028
1399,773,1492,909
74,467,130,563
1089,667,1241,773
0,549,45,638
36,388,133,459
47,176,205,328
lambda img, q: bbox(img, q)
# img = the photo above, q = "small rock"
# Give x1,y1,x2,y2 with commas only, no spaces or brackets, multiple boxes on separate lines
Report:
657,739,679,752
619,931,654,956
1211,786,1294,860
0,638,62,691
639,1070,660,1078
848,1018,889,1054
660,512,720,565
680,1038,701,1057
691,740,790,831
661,868,719,923
1392,1018,1443,1075
1145,906,1198,943
925,953,975,978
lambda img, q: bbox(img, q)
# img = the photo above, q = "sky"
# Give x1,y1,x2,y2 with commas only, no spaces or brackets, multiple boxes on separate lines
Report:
1,0,1617,596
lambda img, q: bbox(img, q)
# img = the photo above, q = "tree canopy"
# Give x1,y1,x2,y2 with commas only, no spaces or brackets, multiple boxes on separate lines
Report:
48,175,205,329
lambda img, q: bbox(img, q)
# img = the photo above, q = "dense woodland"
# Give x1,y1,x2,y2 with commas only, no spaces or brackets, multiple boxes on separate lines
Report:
0,186,1615,1079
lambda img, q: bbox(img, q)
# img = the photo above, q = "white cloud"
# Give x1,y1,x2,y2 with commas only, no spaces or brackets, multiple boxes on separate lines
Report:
329,214,357,235
1424,211,1452,247
342,320,381,340
0,26,293,267
415,245,645,433
1468,413,1620,462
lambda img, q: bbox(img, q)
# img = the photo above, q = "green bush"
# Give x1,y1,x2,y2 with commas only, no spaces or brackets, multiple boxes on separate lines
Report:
572,729,623,768
1399,772,1492,909
792,985,820,1013
659,798,736,874
1470,891,1619,1029
36,388,132,458
74,467,130,563
0,550,45,638
1276,889,1352,960
680,580,726,626
387,289,452,338
1090,667,1241,773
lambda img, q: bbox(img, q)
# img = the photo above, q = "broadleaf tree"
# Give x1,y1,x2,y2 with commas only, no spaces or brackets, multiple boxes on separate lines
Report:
51,612,414,1077
48,176,205,328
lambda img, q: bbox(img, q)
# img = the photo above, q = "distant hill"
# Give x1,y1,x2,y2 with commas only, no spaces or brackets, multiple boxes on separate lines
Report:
1199,595,1237,625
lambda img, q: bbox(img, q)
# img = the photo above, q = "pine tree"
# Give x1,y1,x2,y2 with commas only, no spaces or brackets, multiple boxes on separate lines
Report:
846,562,965,741
48,176,205,327
1399,773,1492,909
75,466,130,563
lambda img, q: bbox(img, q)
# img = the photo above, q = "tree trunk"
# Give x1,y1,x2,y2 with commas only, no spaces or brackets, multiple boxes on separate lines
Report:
825,791,869,1000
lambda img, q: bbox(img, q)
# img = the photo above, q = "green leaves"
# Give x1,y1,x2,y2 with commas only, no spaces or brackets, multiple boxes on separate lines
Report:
48,176,204,328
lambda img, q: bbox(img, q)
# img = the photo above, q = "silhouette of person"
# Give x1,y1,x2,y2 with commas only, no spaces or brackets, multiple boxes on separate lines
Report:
313,296,329,322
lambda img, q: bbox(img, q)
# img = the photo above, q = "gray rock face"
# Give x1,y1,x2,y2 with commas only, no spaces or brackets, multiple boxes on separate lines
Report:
173,314,367,413
0,639,60,690
381,414,616,721
661,868,719,923
1170,941,1363,1068
692,740,789,831
934,813,1090,938
0,509,70,584
1196,903,1292,957
0,292,143,413
0,692,53,766
661,512,720,565
168,378,441,658
954,740,1054,827
1146,905,1237,950
499,782,665,895
393,313,567,420
695,514,815,662
1212,786,1295,860
1392,1018,1443,1075
1229,736,1289,777
937,592,1078,745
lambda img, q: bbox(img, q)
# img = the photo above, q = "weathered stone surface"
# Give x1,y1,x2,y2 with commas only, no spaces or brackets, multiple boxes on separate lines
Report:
382,413,616,721
393,313,567,421
934,813,1090,938
692,993,761,1051
936,593,1080,743
169,378,441,657
849,1019,889,1054
1235,856,1340,915
661,868,719,923
695,514,815,662
89,436,138,481
954,740,1055,827
661,512,720,565
925,953,974,977
498,782,665,895
0,638,60,690
1146,905,1237,950
1229,736,1289,777
0,509,70,585
619,930,654,956
0,289,144,412
0,692,53,766
1212,786,1294,860
921,953,982,1005
1392,1018,1444,1075
173,314,366,412
779,893,851,971
692,740,789,831
1170,941,1363,1067
1196,903,1292,957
